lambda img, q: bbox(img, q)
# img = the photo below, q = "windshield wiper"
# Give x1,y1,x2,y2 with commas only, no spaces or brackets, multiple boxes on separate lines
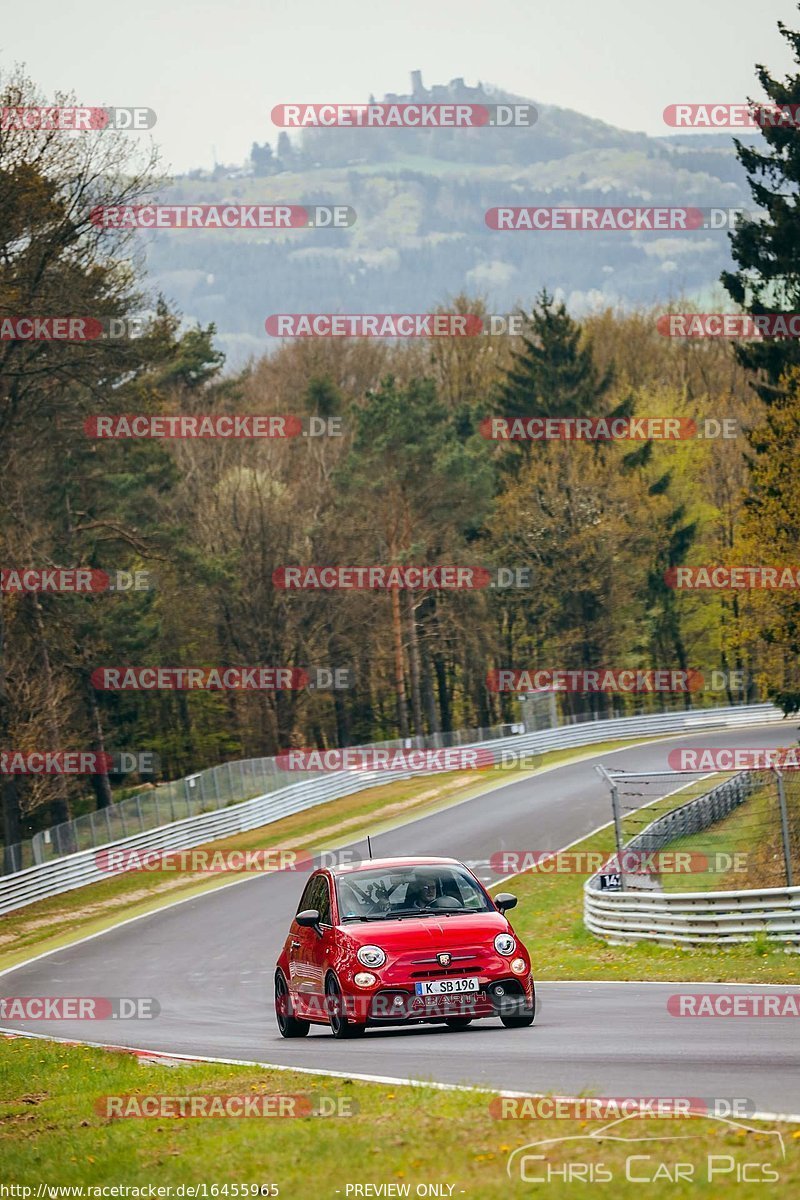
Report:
344,908,486,922
391,908,447,919
342,912,402,921
398,906,486,918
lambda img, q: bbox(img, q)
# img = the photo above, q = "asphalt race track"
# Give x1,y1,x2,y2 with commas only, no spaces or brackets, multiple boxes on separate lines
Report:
3,722,800,1115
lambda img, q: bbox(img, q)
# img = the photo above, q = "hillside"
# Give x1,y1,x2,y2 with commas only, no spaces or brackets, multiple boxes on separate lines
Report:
141,75,755,367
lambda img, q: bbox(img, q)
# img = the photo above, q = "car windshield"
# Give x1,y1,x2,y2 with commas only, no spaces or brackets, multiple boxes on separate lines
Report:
335,864,494,922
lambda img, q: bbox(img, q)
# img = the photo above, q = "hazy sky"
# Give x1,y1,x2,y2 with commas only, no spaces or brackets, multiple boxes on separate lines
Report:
2,0,797,173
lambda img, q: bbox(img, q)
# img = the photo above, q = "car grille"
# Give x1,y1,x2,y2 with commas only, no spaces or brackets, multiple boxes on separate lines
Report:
403,949,486,979
410,964,479,979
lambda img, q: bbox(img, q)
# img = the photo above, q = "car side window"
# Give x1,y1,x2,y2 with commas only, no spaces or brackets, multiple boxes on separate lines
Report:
315,875,332,926
296,877,317,914
296,874,332,926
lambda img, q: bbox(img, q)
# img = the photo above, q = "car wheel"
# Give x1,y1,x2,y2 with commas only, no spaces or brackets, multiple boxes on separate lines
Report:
445,1017,473,1029
275,971,310,1038
500,982,535,1028
325,973,366,1039
500,1010,534,1028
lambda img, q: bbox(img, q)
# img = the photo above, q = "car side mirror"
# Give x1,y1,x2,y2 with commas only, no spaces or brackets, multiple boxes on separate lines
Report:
494,892,517,913
296,908,323,936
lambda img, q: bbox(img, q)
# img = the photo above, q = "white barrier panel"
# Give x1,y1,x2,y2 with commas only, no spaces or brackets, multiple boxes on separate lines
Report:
584,884,800,948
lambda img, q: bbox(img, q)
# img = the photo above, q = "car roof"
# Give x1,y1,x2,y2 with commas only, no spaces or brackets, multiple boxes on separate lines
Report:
329,856,462,877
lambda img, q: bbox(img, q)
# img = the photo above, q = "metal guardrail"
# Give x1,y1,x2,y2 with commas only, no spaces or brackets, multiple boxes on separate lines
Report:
0,702,783,916
584,770,800,948
6,724,520,873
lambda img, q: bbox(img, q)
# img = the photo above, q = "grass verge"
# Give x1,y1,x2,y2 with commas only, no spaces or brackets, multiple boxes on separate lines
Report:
1,1037,798,1198
658,774,800,893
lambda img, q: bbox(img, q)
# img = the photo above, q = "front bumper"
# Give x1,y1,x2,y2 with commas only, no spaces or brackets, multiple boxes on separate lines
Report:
344,974,534,1025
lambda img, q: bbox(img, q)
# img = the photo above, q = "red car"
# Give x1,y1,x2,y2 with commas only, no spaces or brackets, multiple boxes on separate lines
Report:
274,855,535,1038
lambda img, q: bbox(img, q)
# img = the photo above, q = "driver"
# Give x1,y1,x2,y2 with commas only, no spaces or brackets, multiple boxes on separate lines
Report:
407,876,438,908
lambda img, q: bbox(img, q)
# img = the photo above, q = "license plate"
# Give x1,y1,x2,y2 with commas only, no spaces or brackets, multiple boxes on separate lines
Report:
414,977,479,996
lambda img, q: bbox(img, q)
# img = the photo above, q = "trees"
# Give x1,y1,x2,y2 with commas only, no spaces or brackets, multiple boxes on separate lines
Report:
335,376,493,736
0,71,221,840
487,438,655,718
0,69,156,841
733,369,800,710
494,290,614,419
249,142,275,176
718,9,800,709
721,9,800,403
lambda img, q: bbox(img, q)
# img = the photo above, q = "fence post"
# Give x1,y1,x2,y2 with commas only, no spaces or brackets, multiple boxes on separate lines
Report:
596,764,626,891
774,767,794,888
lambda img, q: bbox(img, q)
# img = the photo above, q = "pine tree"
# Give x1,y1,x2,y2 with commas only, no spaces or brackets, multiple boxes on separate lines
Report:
721,8,800,403
495,289,614,422
492,290,620,474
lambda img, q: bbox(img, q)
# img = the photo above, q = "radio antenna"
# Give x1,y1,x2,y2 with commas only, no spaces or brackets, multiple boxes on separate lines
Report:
367,835,373,859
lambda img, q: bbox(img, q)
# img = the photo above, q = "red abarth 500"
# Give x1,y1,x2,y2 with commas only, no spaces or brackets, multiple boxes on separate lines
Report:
274,856,535,1038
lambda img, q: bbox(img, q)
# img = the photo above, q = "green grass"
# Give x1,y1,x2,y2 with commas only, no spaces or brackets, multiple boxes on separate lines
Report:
1,1037,798,1197
657,779,800,894
0,737,651,973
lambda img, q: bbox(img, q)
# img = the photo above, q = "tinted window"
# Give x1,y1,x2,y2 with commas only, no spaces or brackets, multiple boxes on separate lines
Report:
335,865,492,920
314,875,332,925
297,873,331,925
296,877,317,914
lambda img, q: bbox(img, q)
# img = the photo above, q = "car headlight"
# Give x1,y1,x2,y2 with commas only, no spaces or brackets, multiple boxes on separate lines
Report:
494,933,516,956
357,945,386,968
353,972,377,988
510,957,528,975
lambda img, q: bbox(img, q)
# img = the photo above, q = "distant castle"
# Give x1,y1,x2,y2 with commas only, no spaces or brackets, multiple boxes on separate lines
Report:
383,71,489,104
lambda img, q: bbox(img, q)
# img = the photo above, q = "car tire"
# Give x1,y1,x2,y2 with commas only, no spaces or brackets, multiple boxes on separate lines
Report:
500,1010,535,1028
325,973,366,1039
445,1018,473,1029
275,971,310,1038
500,982,535,1028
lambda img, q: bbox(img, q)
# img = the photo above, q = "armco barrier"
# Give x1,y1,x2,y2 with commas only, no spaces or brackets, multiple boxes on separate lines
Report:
0,702,783,916
584,769,800,948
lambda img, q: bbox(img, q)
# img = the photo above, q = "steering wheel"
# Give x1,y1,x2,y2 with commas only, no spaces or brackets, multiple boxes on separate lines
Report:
428,894,464,910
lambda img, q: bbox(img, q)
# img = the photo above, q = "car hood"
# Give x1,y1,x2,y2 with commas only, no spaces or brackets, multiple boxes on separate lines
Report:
339,911,512,949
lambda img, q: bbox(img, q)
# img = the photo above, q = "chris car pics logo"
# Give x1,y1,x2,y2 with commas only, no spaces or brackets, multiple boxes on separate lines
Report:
506,1112,785,1184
